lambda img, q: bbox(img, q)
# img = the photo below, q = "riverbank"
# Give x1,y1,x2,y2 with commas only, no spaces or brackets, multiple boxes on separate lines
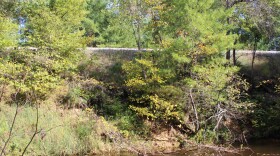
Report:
2,98,280,156
0,101,186,155
0,101,237,156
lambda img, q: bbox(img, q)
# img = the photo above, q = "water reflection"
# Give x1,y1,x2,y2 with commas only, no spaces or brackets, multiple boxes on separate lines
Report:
152,140,280,156
104,140,280,156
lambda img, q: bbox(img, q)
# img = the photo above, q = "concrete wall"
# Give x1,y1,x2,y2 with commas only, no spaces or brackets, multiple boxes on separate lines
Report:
85,48,280,79
236,50,280,79
85,48,152,61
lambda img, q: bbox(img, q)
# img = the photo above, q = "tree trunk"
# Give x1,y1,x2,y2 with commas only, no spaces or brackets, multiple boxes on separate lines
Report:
226,50,231,60
251,37,257,88
233,48,236,65
136,20,141,50
226,0,231,61
137,0,142,50
128,1,141,51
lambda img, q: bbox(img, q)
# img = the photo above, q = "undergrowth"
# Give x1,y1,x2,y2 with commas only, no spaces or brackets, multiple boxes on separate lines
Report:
0,103,133,155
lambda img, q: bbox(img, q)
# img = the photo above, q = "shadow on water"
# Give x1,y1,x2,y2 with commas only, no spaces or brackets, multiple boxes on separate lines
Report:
152,140,280,156
242,140,280,156
96,140,280,156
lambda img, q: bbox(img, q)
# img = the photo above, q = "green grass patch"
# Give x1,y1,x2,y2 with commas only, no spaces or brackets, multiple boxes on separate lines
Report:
0,103,116,155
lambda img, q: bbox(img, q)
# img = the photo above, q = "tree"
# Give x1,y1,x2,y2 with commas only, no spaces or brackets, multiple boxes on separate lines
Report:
0,1,89,154
0,14,17,49
160,0,249,141
234,0,280,139
21,0,86,50
230,0,280,86
0,13,18,101
99,0,156,49
84,0,110,46
18,0,88,75
84,0,163,48
0,0,17,17
123,0,249,143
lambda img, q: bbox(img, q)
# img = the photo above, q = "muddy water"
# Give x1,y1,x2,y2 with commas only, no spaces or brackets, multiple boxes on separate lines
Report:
241,140,280,156
111,140,280,156
156,140,280,156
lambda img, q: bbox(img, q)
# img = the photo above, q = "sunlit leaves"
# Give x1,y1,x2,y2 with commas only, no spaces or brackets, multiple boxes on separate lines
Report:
21,0,87,51
0,15,17,49
0,0,88,102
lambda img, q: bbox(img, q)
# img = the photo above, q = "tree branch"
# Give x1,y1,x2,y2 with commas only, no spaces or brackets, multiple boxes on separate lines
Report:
21,103,39,156
189,89,199,132
0,93,19,156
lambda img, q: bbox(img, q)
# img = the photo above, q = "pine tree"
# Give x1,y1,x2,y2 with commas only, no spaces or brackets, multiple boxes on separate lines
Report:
123,0,249,142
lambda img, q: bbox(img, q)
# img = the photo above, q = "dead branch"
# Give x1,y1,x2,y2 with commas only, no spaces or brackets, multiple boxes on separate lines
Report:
213,104,227,132
189,89,199,132
199,144,241,155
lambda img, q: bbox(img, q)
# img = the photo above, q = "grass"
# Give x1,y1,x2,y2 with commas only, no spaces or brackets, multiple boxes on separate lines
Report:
0,101,164,155
0,103,119,155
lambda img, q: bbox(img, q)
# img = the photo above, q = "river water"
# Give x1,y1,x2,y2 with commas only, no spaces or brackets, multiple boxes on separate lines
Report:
156,140,280,156
106,140,280,156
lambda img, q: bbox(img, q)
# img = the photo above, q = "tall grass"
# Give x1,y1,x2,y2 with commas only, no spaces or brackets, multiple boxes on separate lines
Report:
0,103,117,155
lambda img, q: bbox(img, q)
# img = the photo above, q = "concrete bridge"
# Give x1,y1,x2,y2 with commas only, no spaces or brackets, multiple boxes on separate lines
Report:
85,48,280,56
85,48,280,64
8,47,280,79
85,48,280,80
